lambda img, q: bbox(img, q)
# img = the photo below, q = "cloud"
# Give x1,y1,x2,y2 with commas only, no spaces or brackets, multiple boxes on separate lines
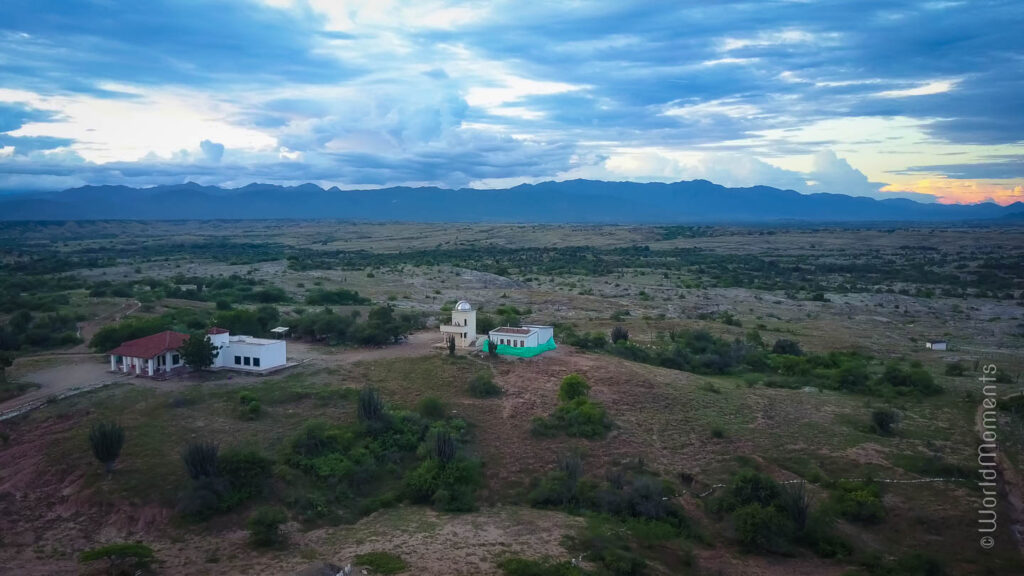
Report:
200,140,225,163
0,0,1021,203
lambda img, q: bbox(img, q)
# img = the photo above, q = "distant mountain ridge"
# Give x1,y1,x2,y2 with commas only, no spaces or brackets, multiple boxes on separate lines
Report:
1,179,1021,223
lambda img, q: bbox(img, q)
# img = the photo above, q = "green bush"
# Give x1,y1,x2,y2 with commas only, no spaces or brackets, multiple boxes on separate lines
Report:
829,481,885,524
732,503,794,553
219,449,273,508
404,457,481,512
550,397,612,439
469,373,502,398
247,506,288,547
559,373,591,402
944,362,966,377
418,395,446,420
354,551,408,574
79,542,155,575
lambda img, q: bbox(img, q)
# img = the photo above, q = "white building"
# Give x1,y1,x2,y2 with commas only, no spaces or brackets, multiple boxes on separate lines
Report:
440,300,477,347
489,325,554,349
925,340,948,351
108,327,287,376
207,327,287,371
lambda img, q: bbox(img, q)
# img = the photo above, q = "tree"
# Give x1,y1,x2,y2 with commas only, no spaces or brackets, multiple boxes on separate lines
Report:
178,332,218,370
446,334,456,356
558,373,590,402
610,325,629,344
487,339,498,358
89,421,125,475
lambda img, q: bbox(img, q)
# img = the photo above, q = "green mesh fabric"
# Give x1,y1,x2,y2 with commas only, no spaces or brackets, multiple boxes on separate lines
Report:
481,336,556,357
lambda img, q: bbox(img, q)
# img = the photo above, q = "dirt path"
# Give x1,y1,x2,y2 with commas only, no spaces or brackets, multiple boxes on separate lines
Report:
975,401,1024,559
70,299,141,353
0,356,124,415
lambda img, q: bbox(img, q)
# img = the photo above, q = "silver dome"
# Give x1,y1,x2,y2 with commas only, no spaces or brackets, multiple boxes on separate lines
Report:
455,300,472,311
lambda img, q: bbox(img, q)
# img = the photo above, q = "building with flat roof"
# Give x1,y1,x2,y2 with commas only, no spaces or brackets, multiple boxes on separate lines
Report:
486,324,555,357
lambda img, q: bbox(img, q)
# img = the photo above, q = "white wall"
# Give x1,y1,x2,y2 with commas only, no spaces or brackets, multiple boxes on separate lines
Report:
224,339,286,370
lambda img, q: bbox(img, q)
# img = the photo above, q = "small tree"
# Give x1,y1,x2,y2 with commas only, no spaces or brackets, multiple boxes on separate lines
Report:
558,373,590,402
487,339,498,357
178,332,218,370
447,334,456,356
610,325,629,344
89,421,125,475
182,440,219,480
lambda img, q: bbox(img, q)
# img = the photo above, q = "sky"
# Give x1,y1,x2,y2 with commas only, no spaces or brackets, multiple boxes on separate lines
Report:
1,0,1022,205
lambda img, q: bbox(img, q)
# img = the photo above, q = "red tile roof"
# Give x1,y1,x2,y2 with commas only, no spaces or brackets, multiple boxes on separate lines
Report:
491,327,532,335
207,327,229,335
108,330,189,358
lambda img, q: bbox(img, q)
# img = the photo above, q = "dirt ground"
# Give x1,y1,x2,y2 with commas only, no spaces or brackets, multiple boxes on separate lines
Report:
0,355,125,415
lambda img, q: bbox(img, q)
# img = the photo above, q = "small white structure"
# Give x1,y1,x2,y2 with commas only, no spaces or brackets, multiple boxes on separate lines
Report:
925,340,948,351
489,324,554,349
440,300,477,347
207,327,287,371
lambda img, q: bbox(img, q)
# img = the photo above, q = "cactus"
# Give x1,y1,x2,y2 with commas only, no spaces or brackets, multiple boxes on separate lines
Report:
432,429,457,464
89,421,125,474
182,440,219,480
358,386,385,423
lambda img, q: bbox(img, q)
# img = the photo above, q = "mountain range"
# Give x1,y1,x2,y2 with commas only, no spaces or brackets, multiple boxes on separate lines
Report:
1,180,1021,223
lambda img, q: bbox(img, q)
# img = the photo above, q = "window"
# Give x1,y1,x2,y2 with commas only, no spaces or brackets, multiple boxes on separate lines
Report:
244,357,251,366
172,354,180,365
253,357,260,367
234,355,241,365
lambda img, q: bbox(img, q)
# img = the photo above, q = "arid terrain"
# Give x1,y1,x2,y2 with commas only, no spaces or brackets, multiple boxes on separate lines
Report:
1,221,1022,575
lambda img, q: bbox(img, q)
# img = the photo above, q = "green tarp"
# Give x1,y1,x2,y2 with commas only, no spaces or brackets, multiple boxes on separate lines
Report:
481,336,556,357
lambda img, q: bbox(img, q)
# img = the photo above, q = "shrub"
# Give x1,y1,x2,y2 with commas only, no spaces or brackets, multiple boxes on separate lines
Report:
355,551,408,574
710,425,725,439
732,503,794,553
830,481,885,524
610,325,629,343
219,449,273,508
716,470,782,512
551,397,612,439
558,373,591,402
772,339,803,356
944,362,966,377
418,395,446,420
871,408,900,435
404,457,481,512
182,441,219,480
79,542,155,576
469,373,501,398
89,421,125,474
176,476,228,519
248,506,288,547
